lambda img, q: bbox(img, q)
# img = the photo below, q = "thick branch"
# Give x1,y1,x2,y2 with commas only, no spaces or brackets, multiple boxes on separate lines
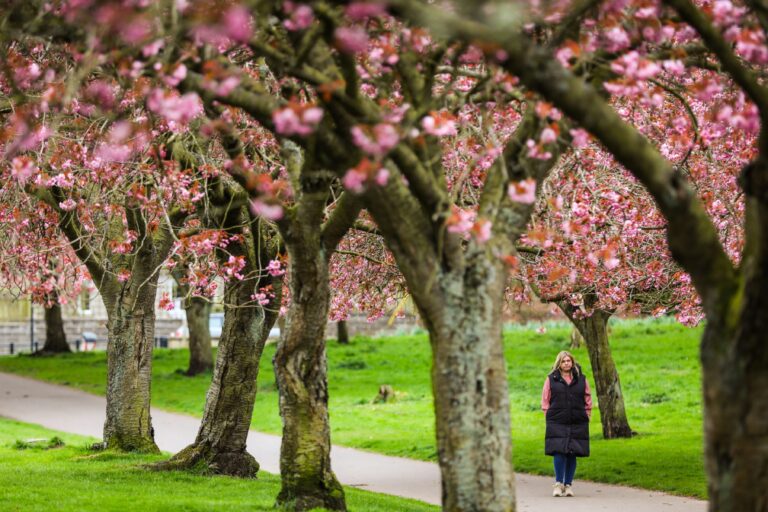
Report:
321,193,363,255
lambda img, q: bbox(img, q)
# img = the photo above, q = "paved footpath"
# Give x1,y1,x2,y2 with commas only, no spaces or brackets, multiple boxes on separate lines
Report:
0,372,705,511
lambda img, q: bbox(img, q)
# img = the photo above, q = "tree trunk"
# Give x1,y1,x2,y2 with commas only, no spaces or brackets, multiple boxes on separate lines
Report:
274,249,345,511
158,222,281,476
575,310,633,439
337,320,349,345
184,296,213,376
423,259,515,512
41,300,70,353
103,276,160,453
558,300,633,440
701,275,768,512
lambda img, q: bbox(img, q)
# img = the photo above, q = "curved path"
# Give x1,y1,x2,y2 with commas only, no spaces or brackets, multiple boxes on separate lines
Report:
0,371,705,511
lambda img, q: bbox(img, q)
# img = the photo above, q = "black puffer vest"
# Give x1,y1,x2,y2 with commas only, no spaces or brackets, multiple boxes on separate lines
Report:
544,368,590,457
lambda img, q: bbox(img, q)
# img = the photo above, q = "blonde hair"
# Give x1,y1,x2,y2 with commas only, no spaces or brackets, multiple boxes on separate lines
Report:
551,350,580,376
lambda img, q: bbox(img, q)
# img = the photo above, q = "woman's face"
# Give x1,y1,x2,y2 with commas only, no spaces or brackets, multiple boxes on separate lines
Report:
559,356,573,372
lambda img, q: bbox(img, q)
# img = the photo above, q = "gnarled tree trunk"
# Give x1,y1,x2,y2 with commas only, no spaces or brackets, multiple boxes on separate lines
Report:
184,296,213,376
159,277,277,475
559,300,633,439
701,268,768,512
274,235,345,511
41,298,70,354
157,194,281,475
103,274,160,453
423,258,515,512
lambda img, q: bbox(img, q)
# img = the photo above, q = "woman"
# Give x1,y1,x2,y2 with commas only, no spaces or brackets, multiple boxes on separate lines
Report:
541,350,592,497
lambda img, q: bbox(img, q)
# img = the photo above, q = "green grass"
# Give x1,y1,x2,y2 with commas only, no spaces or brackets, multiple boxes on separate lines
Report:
0,317,707,499
0,417,437,511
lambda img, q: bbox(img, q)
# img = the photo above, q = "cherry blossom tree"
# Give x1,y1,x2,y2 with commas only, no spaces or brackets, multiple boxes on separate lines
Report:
389,0,765,509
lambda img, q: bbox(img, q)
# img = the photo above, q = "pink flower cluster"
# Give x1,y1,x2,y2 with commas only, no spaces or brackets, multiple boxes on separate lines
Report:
342,158,390,193
421,111,458,137
146,89,202,127
10,156,37,185
283,2,314,31
508,179,537,204
335,26,369,54
224,255,246,280
445,207,493,244
250,199,284,220
272,104,324,136
351,123,399,157
158,292,175,311
266,259,285,277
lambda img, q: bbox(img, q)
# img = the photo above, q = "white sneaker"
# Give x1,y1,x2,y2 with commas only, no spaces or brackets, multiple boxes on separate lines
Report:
564,484,574,497
552,483,564,497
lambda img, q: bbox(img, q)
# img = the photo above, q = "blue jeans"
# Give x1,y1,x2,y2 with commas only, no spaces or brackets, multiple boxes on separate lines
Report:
553,453,577,485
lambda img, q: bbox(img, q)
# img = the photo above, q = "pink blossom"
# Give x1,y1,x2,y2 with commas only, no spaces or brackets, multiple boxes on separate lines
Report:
85,80,115,109
117,269,131,282
525,139,552,160
335,26,369,54
603,26,631,52
345,2,386,20
163,64,187,87
146,89,202,126
421,112,457,137
540,127,557,144
283,4,314,31
142,39,164,57
250,199,284,220
10,156,37,184
446,207,475,234
119,17,152,44
58,199,77,211
159,292,175,311
471,218,492,243
508,178,537,204
14,62,41,87
272,105,323,136
266,259,285,276
555,46,576,67
342,168,367,193
351,123,399,157
224,255,246,280
374,168,390,186
213,76,241,96
222,5,253,43
569,128,590,148
662,60,685,77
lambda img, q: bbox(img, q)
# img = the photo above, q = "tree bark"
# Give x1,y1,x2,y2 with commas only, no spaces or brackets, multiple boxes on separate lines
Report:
559,301,633,439
158,276,277,475
700,212,768,512
156,194,281,475
337,320,349,345
184,296,213,376
102,274,160,453
41,299,70,353
274,246,345,511
423,258,515,512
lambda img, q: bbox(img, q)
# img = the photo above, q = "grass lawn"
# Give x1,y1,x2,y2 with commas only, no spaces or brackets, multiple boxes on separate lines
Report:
0,318,707,499
0,418,437,511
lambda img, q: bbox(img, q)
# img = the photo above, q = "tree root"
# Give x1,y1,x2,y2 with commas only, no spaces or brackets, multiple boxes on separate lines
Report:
150,443,259,477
